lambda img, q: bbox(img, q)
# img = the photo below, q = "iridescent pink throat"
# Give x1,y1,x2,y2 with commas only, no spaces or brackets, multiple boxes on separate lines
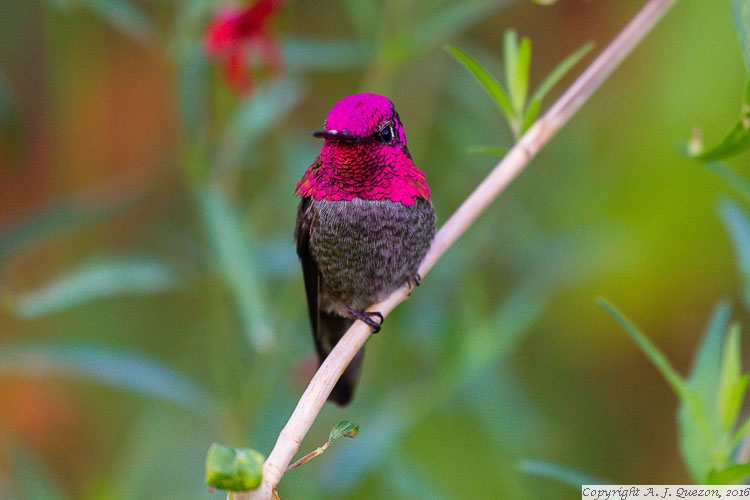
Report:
295,141,430,207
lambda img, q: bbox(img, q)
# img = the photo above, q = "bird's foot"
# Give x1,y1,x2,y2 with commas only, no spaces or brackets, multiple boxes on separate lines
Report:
346,306,384,333
410,273,423,287
406,273,422,295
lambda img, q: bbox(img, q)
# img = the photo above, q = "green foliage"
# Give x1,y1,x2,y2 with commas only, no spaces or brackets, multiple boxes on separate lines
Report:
329,420,360,442
687,82,750,161
287,420,361,472
719,199,750,309
733,0,750,68
1,257,181,319
0,342,216,415
2,0,746,498
198,187,274,352
205,444,265,492
687,0,750,161
446,31,592,142
600,299,750,484
46,0,155,44
519,459,606,488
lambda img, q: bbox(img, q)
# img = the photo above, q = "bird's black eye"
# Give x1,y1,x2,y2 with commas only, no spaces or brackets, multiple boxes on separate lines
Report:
376,124,395,144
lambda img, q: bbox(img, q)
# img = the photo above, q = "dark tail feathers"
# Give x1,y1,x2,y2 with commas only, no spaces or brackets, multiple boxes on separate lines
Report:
315,311,364,406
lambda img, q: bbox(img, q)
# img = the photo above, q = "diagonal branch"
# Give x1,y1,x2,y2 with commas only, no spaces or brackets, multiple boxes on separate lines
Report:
236,0,677,497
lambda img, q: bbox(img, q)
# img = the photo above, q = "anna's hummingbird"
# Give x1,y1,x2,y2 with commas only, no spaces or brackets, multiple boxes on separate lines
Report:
294,93,436,406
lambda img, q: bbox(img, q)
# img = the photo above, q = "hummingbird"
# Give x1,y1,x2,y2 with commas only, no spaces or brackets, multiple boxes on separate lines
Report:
294,93,436,405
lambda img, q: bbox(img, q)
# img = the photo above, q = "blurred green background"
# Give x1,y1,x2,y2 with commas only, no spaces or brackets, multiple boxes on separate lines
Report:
0,0,746,498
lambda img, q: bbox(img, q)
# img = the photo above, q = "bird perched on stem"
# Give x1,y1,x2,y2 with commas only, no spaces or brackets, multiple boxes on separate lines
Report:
295,93,436,405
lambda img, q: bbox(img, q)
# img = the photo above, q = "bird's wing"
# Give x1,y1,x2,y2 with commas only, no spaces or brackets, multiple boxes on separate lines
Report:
294,196,320,341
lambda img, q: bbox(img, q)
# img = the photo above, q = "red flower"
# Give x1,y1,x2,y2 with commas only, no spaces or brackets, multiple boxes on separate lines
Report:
204,0,285,94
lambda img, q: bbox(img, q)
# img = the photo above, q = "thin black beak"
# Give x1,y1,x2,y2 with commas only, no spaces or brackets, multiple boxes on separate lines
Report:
312,129,361,143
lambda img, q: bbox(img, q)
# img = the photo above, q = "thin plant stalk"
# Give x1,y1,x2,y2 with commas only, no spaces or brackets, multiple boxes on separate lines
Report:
235,0,677,497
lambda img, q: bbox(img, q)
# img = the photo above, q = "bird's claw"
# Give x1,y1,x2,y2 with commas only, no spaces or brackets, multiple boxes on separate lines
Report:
347,307,384,333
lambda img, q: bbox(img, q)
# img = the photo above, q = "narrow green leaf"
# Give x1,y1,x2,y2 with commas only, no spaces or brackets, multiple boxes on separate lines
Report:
598,298,693,404
519,459,607,487
329,421,360,442
503,30,519,104
446,45,514,120
0,342,215,415
390,0,509,66
0,199,133,263
83,0,156,44
521,97,542,134
283,39,370,72
725,374,749,431
176,40,210,147
530,42,594,105
688,301,732,395
205,444,264,491
719,199,750,310
732,0,750,69
601,297,717,481
198,187,274,351
456,281,548,378
690,80,750,161
2,257,181,319
215,80,304,175
731,414,750,446
707,462,750,485
718,324,746,431
680,301,732,482
506,32,531,115
708,162,750,204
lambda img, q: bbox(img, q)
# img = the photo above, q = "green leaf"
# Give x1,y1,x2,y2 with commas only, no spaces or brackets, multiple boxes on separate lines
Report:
198,187,274,351
176,39,210,147
708,162,750,204
504,31,530,116
530,42,594,105
86,0,155,43
598,298,693,404
329,421,360,442
519,459,607,487
446,45,514,120
521,42,593,133
681,301,733,481
688,301,732,398
718,324,747,431
521,97,542,133
707,462,750,485
732,0,750,69
731,414,750,446
0,342,215,415
599,298,718,482
205,444,264,491
689,80,750,161
719,199,750,310
2,257,181,319
215,80,305,175
0,199,132,263
283,39,370,72
49,0,156,44
456,282,548,378
389,0,509,66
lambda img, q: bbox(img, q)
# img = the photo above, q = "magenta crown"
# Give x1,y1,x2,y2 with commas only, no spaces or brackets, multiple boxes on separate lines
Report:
295,93,431,206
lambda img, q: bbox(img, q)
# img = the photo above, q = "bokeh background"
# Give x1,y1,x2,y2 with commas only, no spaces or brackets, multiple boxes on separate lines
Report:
0,0,746,498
